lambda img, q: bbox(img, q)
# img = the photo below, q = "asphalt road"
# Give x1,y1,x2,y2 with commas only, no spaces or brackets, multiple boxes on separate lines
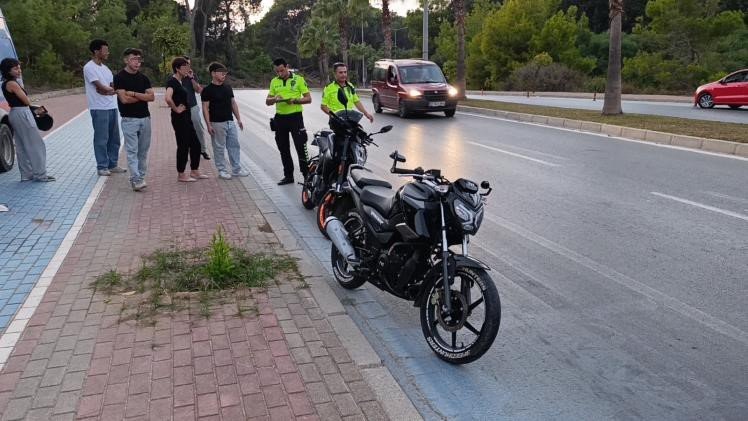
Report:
469,94,748,124
233,90,748,420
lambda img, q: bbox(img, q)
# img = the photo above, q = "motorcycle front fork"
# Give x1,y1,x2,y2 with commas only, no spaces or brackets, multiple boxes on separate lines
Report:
439,202,453,315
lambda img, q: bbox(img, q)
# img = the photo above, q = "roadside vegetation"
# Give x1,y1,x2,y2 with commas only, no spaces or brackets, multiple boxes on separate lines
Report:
92,225,300,323
4,0,746,93
462,98,748,143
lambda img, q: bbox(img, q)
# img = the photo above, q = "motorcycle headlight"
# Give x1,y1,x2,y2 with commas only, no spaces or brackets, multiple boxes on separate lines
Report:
454,200,474,223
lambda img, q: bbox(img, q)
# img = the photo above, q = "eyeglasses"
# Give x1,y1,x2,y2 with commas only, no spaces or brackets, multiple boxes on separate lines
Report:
128,57,143,63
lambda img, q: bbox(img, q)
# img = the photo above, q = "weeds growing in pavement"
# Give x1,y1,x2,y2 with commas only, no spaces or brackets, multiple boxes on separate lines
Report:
91,225,297,324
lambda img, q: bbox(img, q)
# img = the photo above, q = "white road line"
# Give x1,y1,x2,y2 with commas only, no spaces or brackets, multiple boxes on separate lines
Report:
480,212,748,346
42,110,87,141
651,192,748,222
467,141,561,167
459,111,748,162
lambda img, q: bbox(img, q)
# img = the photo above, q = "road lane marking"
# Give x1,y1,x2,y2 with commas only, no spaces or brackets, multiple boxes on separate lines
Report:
480,212,748,346
459,112,748,162
467,141,561,167
651,192,748,222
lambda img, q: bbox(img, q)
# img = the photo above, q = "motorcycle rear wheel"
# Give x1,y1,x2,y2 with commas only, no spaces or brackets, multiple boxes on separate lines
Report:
330,212,367,289
420,266,500,364
301,160,318,210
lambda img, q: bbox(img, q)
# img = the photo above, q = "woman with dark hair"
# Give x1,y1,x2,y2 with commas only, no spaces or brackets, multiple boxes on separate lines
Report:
164,56,206,181
0,58,54,182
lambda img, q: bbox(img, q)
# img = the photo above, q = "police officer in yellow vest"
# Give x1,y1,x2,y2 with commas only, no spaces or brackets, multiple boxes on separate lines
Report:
266,58,312,185
321,62,374,123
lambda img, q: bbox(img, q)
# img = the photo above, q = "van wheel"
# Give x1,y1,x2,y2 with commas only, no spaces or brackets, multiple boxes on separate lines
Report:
0,124,15,173
398,101,410,118
444,108,456,118
373,95,383,113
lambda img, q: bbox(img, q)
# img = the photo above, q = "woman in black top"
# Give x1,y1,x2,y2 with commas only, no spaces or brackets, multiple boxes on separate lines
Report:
0,58,54,182
165,57,205,182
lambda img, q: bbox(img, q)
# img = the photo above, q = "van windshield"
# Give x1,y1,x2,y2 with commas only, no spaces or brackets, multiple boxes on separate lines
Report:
399,65,446,84
0,37,15,62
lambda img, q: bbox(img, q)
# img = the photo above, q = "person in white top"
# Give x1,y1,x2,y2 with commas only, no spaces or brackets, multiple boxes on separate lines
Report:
83,39,126,176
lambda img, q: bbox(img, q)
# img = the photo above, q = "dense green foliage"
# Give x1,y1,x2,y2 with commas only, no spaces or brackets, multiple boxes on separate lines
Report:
1,0,745,92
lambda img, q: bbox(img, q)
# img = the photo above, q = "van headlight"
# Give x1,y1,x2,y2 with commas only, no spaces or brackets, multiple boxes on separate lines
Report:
448,86,459,97
408,89,421,97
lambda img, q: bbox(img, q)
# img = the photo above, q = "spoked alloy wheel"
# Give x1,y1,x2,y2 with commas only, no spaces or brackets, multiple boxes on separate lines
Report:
317,192,334,239
301,160,318,210
330,212,366,289
420,266,500,364
698,93,715,109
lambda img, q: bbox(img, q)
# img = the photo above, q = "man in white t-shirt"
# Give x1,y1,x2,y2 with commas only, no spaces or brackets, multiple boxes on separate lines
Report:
83,39,126,176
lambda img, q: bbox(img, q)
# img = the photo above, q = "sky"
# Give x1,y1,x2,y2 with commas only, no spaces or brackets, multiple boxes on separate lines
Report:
183,0,422,23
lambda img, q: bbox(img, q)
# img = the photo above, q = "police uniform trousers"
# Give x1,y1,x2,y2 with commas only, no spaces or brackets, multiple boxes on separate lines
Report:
274,112,309,178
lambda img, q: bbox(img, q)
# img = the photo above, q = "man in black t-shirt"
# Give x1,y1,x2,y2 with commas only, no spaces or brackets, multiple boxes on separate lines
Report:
200,62,248,180
113,48,154,191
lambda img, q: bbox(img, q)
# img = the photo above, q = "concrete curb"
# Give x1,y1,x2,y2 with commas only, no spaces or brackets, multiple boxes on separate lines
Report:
464,90,693,103
458,105,748,158
29,87,85,101
242,178,423,420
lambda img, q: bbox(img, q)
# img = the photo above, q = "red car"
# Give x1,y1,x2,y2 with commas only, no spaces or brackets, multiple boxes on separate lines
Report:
694,69,748,109
371,59,459,118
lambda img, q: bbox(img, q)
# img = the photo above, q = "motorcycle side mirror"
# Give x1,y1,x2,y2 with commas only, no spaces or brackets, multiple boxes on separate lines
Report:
380,125,393,133
337,88,349,106
389,151,406,163
480,181,492,197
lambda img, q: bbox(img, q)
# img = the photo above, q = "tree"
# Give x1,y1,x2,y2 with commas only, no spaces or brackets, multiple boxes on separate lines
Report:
602,0,623,115
382,0,393,58
454,0,467,97
298,16,340,83
314,0,369,67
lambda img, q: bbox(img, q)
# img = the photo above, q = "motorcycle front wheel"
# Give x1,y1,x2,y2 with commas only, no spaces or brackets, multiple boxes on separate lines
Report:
420,266,500,364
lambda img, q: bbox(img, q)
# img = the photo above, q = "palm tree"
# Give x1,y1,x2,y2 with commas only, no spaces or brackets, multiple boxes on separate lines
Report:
603,0,624,115
299,16,340,84
454,0,467,98
382,0,393,58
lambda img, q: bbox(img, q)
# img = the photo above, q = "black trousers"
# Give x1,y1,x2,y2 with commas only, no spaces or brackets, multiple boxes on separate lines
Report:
171,111,201,173
274,112,309,178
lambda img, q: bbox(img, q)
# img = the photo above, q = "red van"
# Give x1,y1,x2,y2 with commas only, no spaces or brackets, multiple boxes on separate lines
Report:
371,59,459,118
0,7,18,172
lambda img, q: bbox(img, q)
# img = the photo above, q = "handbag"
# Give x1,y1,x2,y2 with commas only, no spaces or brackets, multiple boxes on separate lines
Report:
30,105,54,132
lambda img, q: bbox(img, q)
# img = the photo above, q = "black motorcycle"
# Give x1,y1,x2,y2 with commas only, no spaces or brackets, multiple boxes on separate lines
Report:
301,100,391,237
324,151,500,364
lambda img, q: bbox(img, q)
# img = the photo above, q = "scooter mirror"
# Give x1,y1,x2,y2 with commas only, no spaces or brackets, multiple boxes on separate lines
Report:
380,125,393,133
389,151,406,163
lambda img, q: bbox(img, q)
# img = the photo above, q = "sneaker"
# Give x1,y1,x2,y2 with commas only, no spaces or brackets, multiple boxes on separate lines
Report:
109,167,127,173
34,175,56,182
218,171,232,180
98,169,111,176
277,177,294,186
132,180,147,191
201,152,211,160
232,169,250,177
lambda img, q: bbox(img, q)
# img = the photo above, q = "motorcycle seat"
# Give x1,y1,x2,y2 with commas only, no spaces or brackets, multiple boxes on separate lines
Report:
350,167,392,189
360,186,397,217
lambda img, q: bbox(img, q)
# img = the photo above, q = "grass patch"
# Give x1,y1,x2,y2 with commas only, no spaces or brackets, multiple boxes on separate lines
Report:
92,225,297,323
461,99,748,143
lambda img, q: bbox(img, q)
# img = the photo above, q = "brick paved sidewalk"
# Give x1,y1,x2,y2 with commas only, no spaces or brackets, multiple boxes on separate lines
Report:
0,102,392,420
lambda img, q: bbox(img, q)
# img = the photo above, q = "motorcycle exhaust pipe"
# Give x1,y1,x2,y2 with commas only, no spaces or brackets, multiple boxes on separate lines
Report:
324,217,360,266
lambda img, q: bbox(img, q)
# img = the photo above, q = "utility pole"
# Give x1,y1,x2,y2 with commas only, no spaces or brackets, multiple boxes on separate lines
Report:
422,0,429,59
362,18,366,87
